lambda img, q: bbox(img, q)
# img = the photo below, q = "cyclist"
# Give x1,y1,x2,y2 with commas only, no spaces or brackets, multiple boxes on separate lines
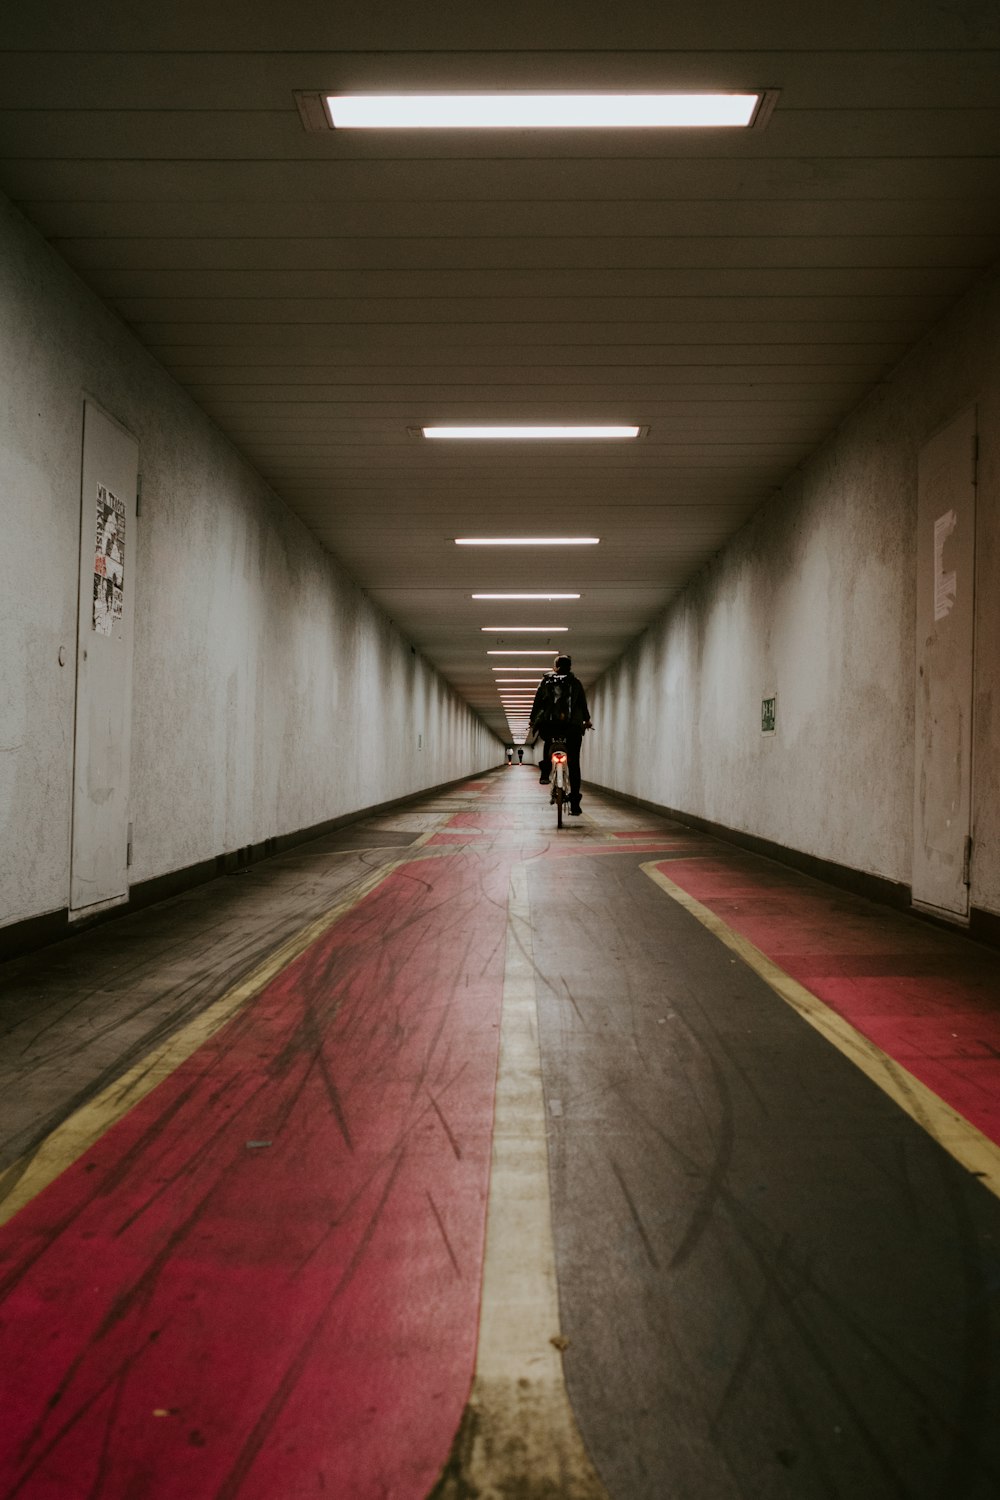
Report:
529,654,593,816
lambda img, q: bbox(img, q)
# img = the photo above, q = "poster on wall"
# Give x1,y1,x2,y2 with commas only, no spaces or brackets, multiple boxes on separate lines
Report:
92,482,125,635
933,507,958,622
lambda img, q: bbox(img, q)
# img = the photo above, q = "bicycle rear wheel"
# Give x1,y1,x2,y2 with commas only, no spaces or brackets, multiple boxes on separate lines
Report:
555,787,564,828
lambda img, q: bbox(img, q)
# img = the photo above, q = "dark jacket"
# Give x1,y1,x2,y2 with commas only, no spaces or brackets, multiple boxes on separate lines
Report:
529,671,591,738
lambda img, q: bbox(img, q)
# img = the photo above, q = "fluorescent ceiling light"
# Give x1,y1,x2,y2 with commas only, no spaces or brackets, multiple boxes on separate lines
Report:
480,626,567,633
430,426,638,440
487,650,557,656
327,93,760,130
492,666,545,672
495,678,543,683
457,538,600,547
473,592,581,600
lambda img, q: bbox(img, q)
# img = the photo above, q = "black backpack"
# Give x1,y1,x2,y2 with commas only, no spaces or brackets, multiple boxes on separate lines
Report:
535,673,573,737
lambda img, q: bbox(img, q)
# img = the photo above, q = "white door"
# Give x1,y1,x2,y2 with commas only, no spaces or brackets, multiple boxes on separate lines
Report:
70,402,139,915
912,407,977,919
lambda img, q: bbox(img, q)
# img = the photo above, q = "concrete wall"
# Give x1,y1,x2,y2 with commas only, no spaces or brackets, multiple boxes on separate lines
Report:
589,262,1000,918
0,194,500,930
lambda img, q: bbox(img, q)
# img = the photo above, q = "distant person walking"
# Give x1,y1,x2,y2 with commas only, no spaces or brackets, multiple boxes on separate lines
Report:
529,654,592,816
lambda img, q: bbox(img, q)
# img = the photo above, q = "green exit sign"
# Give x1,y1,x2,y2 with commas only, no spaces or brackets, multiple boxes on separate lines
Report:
761,696,776,734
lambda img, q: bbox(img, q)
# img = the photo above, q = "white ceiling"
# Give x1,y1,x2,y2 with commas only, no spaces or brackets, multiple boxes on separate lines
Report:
3,1,1000,740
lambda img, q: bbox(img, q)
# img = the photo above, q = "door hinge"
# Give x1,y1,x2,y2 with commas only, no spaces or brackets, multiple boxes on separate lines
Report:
135,474,143,516
963,834,973,886
127,821,134,867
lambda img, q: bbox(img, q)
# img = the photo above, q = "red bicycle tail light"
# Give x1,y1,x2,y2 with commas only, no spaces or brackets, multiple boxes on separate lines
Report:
553,752,567,764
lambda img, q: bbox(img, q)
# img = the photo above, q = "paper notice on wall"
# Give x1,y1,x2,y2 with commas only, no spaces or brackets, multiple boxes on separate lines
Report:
93,482,126,635
933,508,957,622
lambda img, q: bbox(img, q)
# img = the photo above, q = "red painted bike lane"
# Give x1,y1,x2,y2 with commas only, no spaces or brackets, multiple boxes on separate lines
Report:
657,854,1000,1145
0,848,512,1499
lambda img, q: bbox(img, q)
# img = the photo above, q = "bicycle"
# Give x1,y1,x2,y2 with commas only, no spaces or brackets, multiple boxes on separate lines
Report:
548,737,570,828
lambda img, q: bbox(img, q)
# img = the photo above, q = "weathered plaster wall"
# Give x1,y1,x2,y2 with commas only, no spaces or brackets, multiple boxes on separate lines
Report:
589,263,1000,916
0,194,499,929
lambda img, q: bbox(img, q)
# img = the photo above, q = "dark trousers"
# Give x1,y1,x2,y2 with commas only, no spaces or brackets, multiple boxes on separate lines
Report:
539,729,584,806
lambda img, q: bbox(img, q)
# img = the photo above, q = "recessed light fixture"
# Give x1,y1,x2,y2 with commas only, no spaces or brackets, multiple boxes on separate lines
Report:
492,666,546,672
428,426,639,440
473,592,581,600
457,538,600,547
326,94,764,130
487,650,558,656
480,626,568,633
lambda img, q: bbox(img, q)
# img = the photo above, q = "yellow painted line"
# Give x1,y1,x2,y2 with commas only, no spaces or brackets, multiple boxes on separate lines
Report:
0,831,438,1228
433,862,607,1496
641,861,1000,1200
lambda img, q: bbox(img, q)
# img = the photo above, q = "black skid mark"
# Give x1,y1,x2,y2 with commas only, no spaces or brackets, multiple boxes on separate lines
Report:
215,1144,409,1500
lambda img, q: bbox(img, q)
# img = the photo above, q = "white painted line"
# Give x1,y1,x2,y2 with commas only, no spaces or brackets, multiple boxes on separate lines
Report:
434,863,607,1495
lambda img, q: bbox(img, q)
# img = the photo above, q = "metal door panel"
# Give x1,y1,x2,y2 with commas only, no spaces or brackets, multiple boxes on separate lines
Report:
912,407,976,918
70,402,138,914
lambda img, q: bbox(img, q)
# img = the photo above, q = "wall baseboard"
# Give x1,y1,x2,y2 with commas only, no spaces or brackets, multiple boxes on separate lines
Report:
589,782,1000,953
970,906,1000,950
0,767,500,965
7,774,995,965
